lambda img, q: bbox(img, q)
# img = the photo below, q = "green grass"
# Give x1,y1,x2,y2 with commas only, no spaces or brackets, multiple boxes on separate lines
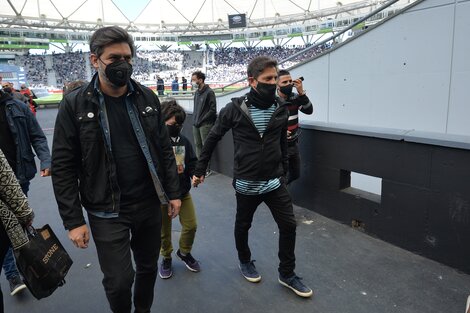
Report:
35,94,63,106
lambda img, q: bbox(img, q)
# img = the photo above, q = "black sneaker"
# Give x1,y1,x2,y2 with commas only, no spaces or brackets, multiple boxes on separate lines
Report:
205,170,212,178
9,276,27,296
176,250,200,272
239,260,261,283
159,258,173,279
278,274,313,298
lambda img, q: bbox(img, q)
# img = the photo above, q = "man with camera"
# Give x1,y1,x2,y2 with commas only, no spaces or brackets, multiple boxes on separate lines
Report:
276,70,313,185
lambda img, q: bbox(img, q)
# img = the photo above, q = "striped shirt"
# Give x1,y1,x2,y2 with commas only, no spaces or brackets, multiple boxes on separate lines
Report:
235,103,281,195
286,94,313,142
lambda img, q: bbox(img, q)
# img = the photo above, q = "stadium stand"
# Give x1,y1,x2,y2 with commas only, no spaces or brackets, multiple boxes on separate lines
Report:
12,44,332,88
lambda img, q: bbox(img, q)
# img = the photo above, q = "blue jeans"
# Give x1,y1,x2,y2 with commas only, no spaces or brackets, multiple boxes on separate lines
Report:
2,181,30,280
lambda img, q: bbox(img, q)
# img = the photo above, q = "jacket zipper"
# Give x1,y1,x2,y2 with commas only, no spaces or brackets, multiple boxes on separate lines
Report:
237,101,283,178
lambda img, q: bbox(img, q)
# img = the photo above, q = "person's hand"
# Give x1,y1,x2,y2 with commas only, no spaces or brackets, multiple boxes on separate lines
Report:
68,225,90,249
293,78,305,96
168,199,181,219
192,175,205,187
40,168,51,177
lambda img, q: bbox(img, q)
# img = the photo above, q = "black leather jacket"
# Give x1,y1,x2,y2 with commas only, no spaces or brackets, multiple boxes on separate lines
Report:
52,75,180,230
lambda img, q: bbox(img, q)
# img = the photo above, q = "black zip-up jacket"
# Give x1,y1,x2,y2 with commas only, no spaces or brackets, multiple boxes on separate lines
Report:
52,75,180,230
194,95,288,181
193,84,217,127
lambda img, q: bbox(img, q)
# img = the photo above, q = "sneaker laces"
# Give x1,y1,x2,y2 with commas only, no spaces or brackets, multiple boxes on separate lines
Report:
183,253,197,264
245,260,258,275
289,275,310,290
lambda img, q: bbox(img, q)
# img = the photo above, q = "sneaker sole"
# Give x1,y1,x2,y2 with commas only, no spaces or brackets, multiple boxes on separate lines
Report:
10,284,27,296
176,254,200,272
158,271,173,279
278,278,313,298
238,265,261,283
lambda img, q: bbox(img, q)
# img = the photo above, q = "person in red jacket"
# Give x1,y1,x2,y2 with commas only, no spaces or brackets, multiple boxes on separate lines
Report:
19,84,37,116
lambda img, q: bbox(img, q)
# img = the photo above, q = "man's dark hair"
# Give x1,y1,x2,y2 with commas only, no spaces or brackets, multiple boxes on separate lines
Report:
278,69,290,77
247,56,278,79
64,80,87,95
161,98,186,125
191,71,206,82
89,26,135,57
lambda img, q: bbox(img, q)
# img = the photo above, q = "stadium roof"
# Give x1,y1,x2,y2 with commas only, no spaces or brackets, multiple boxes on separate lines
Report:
1,0,367,29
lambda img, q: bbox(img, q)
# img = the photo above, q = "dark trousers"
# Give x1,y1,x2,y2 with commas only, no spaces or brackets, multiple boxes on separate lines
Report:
2,182,29,281
0,182,28,312
88,198,162,313
235,184,297,277
287,143,301,185
0,225,10,313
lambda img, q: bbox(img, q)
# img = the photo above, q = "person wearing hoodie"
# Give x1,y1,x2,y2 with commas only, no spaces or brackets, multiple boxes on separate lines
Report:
192,56,312,298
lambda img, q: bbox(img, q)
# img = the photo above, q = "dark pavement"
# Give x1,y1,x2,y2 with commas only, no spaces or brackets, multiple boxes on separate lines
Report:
2,108,469,313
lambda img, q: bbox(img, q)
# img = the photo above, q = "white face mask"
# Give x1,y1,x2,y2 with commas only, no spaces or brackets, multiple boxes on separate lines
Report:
192,82,199,89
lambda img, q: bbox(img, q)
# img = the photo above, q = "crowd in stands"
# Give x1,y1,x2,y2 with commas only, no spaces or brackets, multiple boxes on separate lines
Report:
132,50,183,81
52,52,88,87
182,51,203,69
15,54,48,87
14,44,332,88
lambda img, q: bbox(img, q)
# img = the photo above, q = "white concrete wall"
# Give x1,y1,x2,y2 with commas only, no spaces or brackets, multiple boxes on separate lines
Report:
289,0,470,137
178,0,469,137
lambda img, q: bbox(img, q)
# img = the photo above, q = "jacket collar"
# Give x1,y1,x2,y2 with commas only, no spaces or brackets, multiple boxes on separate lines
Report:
0,91,13,105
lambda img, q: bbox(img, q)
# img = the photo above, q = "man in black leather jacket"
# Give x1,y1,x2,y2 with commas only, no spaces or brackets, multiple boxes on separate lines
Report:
51,26,181,313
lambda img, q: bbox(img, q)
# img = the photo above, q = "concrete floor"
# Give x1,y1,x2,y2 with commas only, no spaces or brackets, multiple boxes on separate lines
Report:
2,108,469,313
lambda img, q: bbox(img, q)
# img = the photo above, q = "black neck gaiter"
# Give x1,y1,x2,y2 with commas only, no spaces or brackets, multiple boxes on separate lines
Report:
246,83,276,110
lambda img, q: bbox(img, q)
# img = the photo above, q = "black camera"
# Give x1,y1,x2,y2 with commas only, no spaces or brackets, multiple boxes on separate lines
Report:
299,77,304,81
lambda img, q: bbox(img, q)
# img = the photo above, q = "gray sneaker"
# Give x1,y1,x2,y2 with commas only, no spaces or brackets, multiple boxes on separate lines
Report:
239,260,261,283
159,258,173,279
9,276,27,296
278,274,313,298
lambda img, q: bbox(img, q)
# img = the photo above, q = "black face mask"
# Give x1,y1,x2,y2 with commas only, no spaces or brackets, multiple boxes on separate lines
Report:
279,85,293,97
2,87,11,94
103,59,133,87
167,124,182,137
247,81,277,110
255,82,277,102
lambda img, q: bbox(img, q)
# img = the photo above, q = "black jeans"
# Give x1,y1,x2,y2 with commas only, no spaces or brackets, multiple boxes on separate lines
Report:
287,143,301,185
0,224,10,313
235,184,297,277
88,197,162,313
